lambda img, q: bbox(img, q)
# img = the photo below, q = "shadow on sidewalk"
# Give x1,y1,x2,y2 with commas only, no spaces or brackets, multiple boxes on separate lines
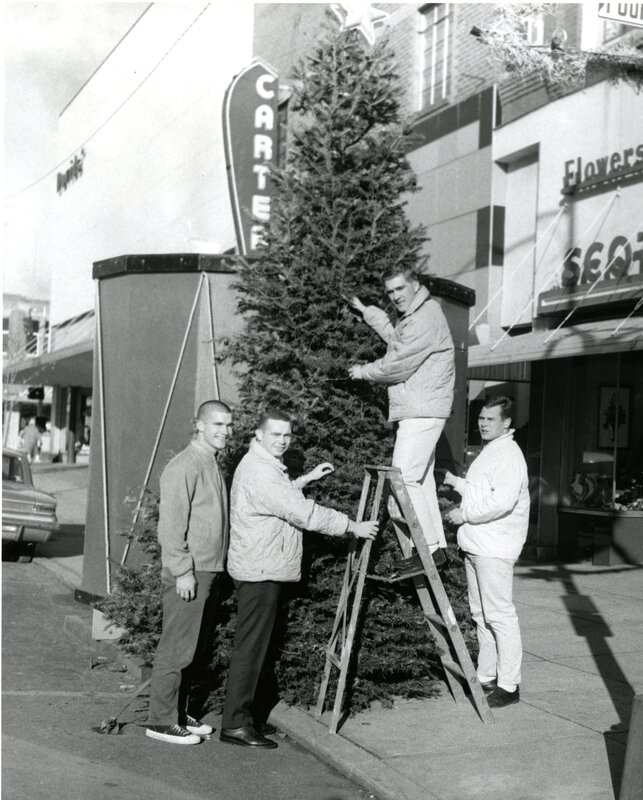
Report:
37,523,85,559
523,556,641,798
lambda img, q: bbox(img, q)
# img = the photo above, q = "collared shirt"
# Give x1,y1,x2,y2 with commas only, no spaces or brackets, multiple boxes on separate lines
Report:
157,439,228,577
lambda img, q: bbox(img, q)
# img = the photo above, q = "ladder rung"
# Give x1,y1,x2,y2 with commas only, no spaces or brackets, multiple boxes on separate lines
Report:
424,613,447,628
366,573,398,584
441,659,466,681
367,572,425,584
326,652,341,670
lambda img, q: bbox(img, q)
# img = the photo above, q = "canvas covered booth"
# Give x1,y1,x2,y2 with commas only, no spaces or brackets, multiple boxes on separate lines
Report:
81,254,243,603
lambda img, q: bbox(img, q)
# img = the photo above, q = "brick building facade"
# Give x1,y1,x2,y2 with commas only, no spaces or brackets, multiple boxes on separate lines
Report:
252,3,643,564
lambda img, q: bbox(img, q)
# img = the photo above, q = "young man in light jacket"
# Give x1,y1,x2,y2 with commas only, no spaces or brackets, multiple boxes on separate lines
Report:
444,396,530,709
348,267,454,572
146,400,232,745
220,408,378,749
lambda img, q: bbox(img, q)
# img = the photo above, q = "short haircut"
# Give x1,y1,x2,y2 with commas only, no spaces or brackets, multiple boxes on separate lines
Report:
196,400,232,420
481,396,513,420
256,407,291,431
382,265,420,284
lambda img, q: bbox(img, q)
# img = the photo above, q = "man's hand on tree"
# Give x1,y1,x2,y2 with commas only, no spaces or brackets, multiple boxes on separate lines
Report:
346,295,367,314
445,507,465,526
348,365,363,380
176,573,197,602
305,462,334,484
348,520,379,539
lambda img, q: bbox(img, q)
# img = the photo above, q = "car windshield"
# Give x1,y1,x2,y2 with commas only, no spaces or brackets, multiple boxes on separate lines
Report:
2,454,26,483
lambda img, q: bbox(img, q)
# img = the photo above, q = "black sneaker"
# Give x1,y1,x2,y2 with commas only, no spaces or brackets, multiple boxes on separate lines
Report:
480,679,497,695
391,549,446,578
487,686,520,708
182,715,213,736
146,724,201,745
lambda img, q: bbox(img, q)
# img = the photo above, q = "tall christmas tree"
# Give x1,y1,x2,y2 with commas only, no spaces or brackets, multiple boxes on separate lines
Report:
99,19,474,717
221,20,473,712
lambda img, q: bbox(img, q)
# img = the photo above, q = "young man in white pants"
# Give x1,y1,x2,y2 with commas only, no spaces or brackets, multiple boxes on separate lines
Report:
348,267,455,572
444,396,530,709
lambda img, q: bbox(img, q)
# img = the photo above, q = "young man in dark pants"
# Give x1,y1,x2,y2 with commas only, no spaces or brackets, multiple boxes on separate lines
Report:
145,400,232,745
220,408,378,748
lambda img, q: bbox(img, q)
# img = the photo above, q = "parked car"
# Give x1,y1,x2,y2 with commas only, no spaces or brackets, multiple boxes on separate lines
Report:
2,447,59,563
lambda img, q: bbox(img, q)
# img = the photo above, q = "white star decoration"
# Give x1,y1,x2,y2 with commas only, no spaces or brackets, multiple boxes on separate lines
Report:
330,2,389,46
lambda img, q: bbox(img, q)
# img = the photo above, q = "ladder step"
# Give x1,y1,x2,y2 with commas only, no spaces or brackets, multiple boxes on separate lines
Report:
441,659,466,681
424,613,458,631
326,652,341,670
366,573,399,584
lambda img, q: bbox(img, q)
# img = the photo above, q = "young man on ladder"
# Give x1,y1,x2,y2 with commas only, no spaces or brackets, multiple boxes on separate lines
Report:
348,267,455,574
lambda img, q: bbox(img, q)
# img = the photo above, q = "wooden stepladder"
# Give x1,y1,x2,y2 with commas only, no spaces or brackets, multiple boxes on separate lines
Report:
315,464,494,733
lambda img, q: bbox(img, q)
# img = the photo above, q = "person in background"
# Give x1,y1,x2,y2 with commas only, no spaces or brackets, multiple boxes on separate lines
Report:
444,396,529,709
21,418,42,463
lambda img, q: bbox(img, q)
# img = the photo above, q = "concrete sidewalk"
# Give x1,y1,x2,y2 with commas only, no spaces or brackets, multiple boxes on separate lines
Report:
28,463,643,800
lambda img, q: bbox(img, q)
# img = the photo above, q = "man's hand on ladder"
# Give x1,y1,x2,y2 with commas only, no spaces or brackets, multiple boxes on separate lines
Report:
348,519,379,540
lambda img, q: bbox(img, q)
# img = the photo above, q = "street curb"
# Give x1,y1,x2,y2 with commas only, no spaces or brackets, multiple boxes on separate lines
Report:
33,556,82,593
62,612,151,680
268,703,439,800
32,558,150,680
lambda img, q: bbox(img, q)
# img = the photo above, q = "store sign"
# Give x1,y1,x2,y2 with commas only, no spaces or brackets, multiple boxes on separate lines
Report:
562,143,643,194
560,231,643,286
56,148,86,195
223,60,279,256
537,228,643,315
598,3,643,29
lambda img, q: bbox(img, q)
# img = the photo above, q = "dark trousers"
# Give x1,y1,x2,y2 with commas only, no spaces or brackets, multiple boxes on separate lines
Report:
221,580,281,730
147,571,221,725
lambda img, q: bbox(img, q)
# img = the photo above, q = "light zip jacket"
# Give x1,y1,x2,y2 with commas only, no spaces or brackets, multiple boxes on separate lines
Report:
454,431,530,560
227,439,350,583
157,440,228,578
354,285,454,421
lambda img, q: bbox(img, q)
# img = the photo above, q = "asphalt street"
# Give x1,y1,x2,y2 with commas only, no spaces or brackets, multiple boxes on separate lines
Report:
1,559,373,800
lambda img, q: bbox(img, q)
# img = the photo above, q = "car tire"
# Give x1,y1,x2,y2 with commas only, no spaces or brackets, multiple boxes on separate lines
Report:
17,543,36,564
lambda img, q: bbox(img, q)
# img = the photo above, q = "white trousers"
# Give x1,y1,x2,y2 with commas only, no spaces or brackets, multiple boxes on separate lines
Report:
465,553,522,692
391,418,447,550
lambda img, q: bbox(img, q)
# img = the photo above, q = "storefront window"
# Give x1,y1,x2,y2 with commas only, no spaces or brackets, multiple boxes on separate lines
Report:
562,352,643,512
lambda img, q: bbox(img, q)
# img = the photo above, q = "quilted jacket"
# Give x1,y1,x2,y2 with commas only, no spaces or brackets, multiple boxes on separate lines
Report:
354,286,454,421
227,440,350,582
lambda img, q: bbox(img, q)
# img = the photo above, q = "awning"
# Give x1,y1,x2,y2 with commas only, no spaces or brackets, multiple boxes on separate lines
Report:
5,341,94,388
469,316,643,368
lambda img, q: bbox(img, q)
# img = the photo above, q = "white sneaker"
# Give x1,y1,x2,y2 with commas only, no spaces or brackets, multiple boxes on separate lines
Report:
146,724,201,745
183,715,213,736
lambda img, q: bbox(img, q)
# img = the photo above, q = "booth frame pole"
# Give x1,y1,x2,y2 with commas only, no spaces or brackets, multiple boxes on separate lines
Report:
119,272,207,566
205,274,220,401
95,281,112,594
